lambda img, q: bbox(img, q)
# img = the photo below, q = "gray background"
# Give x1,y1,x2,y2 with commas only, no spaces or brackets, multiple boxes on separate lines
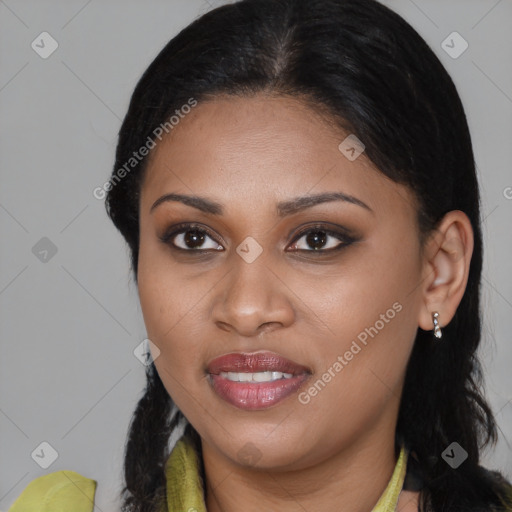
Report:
1,0,511,510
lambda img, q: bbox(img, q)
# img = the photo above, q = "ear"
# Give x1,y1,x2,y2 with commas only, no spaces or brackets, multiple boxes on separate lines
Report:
417,210,474,333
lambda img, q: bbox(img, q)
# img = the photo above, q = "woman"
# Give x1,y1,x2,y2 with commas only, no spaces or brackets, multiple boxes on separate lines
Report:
9,0,512,510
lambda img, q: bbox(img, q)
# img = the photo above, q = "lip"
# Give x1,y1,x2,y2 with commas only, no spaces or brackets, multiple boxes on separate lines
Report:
207,351,311,375
206,351,312,410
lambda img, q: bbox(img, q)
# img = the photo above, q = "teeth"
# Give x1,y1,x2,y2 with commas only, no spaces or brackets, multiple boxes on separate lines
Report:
219,371,294,383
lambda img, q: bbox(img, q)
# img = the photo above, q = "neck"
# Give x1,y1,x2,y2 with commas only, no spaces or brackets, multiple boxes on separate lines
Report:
202,426,399,512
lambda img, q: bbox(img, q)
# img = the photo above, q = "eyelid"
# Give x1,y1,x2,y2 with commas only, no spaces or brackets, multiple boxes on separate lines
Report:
289,222,355,242
287,223,356,252
159,221,357,253
158,222,224,250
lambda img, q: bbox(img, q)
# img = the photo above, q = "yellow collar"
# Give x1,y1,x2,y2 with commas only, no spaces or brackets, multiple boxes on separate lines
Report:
165,436,408,512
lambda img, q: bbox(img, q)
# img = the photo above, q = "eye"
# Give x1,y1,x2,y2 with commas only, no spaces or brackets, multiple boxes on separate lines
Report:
288,224,356,253
159,222,357,254
159,223,223,252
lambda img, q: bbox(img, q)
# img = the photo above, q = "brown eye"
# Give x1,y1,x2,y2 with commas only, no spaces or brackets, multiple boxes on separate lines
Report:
182,228,207,249
159,224,223,251
303,229,329,250
288,225,356,252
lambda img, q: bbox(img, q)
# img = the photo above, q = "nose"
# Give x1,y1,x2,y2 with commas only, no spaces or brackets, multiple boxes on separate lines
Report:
212,255,295,337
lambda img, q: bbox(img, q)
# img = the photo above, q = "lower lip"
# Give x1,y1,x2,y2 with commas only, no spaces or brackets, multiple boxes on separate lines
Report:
208,373,310,410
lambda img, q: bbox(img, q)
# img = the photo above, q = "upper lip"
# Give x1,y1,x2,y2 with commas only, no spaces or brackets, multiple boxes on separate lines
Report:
207,351,311,376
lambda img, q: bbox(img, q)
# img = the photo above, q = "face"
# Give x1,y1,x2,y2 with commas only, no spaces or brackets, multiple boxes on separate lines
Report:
137,94,426,471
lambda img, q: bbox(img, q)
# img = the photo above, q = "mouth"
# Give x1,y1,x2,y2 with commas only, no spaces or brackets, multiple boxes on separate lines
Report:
206,351,312,410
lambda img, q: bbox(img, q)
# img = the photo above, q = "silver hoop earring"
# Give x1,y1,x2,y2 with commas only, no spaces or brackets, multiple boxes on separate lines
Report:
432,311,442,339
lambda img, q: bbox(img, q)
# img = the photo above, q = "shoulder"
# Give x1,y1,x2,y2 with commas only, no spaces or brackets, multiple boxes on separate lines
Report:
8,470,96,512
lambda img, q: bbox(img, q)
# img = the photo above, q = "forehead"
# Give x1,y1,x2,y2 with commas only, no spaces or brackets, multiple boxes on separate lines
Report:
140,94,414,219
145,94,349,176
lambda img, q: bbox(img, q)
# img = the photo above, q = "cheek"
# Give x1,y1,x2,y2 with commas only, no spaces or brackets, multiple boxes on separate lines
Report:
137,245,202,370
138,229,195,336
295,297,415,445
138,266,209,411
295,236,420,399
138,274,204,360
290,237,419,341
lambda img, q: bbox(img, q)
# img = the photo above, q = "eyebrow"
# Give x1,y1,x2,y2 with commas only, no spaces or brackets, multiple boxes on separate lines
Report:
149,191,373,216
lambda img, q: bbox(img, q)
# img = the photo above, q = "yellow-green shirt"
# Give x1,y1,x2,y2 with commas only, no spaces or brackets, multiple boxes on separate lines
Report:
9,437,407,511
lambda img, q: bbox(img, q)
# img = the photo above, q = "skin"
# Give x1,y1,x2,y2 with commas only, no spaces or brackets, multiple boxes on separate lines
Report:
137,94,473,512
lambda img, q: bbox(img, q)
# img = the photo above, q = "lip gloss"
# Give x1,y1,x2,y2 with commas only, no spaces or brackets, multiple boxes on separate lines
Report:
209,373,310,410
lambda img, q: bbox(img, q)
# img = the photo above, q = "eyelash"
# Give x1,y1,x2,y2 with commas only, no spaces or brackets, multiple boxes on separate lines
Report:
158,222,357,255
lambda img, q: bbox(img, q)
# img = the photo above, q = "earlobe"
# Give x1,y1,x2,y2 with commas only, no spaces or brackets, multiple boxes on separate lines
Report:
417,210,474,335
